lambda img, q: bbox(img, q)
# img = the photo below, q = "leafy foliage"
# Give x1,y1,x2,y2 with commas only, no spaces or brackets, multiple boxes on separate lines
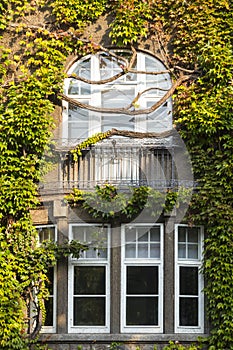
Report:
109,0,153,45
71,130,112,160
66,184,191,220
51,0,107,27
0,0,233,348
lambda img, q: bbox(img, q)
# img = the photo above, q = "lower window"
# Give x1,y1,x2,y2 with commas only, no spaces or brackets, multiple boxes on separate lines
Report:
175,224,204,333
121,224,163,333
68,224,110,333
36,225,57,334
73,266,106,326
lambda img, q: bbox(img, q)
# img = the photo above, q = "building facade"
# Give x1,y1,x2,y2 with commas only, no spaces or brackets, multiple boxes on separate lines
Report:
33,47,209,349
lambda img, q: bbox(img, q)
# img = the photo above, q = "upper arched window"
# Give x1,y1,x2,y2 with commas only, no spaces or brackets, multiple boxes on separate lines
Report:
63,50,172,144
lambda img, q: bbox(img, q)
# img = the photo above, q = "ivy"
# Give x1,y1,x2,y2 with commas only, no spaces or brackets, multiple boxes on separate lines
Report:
66,184,192,221
50,0,107,28
109,0,153,45
0,0,233,348
71,130,112,160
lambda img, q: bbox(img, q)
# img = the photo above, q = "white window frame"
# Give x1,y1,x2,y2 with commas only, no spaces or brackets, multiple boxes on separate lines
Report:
175,224,204,333
68,223,110,333
36,224,57,334
121,223,164,333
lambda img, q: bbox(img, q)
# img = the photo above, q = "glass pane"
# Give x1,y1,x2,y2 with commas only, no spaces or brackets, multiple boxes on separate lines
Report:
68,123,88,139
80,82,91,95
180,267,198,295
68,80,91,95
38,226,55,243
46,267,54,294
138,243,148,258
74,297,105,326
98,248,107,259
127,266,158,294
74,266,105,295
72,226,84,241
68,105,89,121
44,297,53,326
178,244,186,259
125,227,136,242
86,249,97,259
125,244,136,258
138,231,148,242
126,297,158,325
68,105,89,139
102,113,135,132
188,245,198,259
102,87,134,108
74,58,91,79
179,297,198,326
188,228,199,243
150,227,160,242
178,227,186,242
150,243,160,259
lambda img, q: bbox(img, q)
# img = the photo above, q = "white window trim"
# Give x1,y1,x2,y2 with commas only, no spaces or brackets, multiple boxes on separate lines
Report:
68,223,111,333
174,224,204,333
121,223,164,333
36,224,57,334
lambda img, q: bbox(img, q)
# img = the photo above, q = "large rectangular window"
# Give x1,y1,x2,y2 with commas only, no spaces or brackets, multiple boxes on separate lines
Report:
175,225,204,333
36,225,57,334
68,224,110,333
121,224,163,333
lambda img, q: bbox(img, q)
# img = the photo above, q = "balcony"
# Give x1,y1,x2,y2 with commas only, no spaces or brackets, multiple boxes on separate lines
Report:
39,138,193,196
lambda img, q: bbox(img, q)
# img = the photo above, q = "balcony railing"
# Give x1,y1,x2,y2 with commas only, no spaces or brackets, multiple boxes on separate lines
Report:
39,138,194,194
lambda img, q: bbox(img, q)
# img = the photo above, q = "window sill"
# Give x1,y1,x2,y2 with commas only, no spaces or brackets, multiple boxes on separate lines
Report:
39,333,209,343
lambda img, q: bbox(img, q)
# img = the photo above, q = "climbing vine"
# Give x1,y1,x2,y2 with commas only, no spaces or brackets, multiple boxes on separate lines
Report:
66,184,191,221
0,0,232,349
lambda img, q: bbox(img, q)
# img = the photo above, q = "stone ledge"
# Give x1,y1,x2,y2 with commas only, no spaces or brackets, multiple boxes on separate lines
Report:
40,333,208,343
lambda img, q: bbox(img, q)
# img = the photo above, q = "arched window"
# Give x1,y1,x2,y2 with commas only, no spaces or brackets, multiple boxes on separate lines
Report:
63,50,172,144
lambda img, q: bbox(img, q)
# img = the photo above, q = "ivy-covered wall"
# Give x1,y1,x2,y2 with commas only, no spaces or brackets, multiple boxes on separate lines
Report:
0,0,232,349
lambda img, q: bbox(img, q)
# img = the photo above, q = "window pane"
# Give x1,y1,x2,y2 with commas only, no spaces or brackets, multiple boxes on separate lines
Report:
125,227,136,242
127,266,158,294
38,226,55,243
125,244,136,258
138,243,148,258
46,267,54,295
178,244,186,259
188,228,199,242
102,88,134,108
138,231,148,242
178,227,186,242
126,297,158,325
86,249,97,259
188,245,198,259
179,297,198,326
68,80,91,95
150,243,160,259
74,297,105,326
44,266,54,327
150,227,160,242
98,248,107,259
44,297,53,327
102,114,134,131
180,267,198,295
74,266,105,295
72,226,84,241
68,105,89,139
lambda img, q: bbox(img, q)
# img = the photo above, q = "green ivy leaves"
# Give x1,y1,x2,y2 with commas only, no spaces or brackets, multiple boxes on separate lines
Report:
109,0,152,45
66,184,192,220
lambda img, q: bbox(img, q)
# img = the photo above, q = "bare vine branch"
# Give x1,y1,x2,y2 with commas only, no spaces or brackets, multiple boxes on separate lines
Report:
109,128,177,139
60,74,194,115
